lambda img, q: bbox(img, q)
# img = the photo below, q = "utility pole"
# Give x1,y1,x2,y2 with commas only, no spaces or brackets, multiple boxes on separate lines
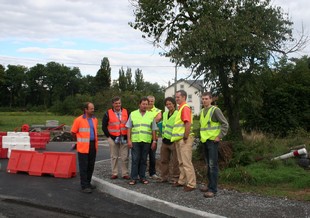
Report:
174,63,177,96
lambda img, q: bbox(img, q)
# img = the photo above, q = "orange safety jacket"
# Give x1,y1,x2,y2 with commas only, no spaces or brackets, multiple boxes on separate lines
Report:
71,114,98,153
107,108,128,136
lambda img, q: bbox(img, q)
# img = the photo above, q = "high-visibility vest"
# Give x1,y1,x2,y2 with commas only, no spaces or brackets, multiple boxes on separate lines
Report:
107,108,128,137
171,103,193,142
162,110,177,140
200,106,221,142
71,115,98,153
149,106,161,119
149,106,161,138
131,110,154,143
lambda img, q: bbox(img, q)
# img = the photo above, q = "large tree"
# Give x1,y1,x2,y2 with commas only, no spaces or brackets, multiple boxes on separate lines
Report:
129,0,302,138
5,65,28,107
26,64,48,107
95,57,111,91
126,68,134,91
118,67,127,91
0,64,8,106
134,68,144,91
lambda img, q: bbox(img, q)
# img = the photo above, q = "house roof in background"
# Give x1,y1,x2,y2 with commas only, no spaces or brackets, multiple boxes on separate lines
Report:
165,79,204,91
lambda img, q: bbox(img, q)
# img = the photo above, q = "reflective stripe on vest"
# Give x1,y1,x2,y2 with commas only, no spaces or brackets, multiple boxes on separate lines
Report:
77,137,89,143
107,108,128,136
79,128,90,132
200,106,221,142
131,110,154,143
162,110,177,140
71,115,98,153
171,104,193,142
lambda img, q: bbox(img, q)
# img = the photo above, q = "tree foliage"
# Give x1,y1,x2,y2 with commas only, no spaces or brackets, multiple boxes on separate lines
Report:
118,67,127,91
95,57,111,91
129,0,297,138
134,68,144,91
243,56,310,136
5,65,28,107
0,58,165,116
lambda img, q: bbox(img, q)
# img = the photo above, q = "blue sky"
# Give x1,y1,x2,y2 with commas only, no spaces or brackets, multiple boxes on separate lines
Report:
0,0,309,86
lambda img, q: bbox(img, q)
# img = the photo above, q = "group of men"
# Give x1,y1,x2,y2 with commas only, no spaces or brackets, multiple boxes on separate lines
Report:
71,90,228,198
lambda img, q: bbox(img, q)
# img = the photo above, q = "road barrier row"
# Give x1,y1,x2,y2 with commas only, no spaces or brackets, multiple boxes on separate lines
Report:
7,150,76,178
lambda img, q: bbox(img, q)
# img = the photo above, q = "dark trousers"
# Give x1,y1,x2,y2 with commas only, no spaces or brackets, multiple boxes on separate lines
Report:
131,142,150,180
203,140,219,193
78,141,96,189
148,144,157,176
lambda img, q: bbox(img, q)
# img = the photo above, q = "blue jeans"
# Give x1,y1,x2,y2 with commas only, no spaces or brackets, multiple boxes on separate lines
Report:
131,142,150,180
203,140,219,193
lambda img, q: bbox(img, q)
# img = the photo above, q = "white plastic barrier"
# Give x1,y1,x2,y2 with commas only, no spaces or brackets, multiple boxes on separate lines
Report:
2,133,33,158
7,132,29,136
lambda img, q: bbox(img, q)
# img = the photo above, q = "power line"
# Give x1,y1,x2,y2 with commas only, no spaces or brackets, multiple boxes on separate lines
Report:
0,56,178,68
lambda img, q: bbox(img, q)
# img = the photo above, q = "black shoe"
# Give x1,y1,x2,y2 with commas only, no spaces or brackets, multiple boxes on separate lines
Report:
81,188,92,193
90,184,96,190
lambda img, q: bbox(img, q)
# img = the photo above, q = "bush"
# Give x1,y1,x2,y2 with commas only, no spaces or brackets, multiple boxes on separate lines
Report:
217,130,310,195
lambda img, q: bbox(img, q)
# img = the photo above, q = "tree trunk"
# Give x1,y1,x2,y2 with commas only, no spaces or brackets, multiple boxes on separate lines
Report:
218,64,242,140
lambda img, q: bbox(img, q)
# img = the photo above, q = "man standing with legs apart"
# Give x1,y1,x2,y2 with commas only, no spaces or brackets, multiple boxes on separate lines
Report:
171,90,196,192
200,92,229,198
102,96,130,180
147,95,162,180
126,97,157,185
71,102,98,193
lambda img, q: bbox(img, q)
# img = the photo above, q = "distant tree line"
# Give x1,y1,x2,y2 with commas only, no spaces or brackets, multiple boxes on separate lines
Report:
0,55,309,137
0,57,165,116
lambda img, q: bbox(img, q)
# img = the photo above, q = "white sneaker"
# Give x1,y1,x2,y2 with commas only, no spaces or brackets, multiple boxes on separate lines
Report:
150,174,160,180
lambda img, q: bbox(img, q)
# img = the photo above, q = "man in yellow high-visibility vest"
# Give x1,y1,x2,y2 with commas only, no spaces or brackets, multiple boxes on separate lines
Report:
200,92,229,198
126,97,157,185
159,96,180,183
171,90,196,192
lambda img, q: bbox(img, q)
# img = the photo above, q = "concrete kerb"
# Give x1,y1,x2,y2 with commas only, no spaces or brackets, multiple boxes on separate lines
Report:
95,139,225,217
92,176,225,218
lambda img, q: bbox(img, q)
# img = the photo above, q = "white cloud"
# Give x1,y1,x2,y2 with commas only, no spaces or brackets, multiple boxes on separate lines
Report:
0,0,309,86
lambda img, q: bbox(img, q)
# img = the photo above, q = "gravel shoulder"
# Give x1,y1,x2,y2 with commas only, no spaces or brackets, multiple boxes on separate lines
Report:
93,160,310,218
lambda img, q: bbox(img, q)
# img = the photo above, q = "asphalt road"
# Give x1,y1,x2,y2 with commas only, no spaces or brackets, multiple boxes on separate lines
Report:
0,142,171,218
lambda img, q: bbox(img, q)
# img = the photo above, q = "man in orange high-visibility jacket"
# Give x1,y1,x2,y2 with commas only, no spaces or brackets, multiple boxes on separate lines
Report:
102,96,130,180
71,102,98,193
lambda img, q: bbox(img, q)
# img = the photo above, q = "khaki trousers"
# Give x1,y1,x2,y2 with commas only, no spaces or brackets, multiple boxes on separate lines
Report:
160,142,180,181
107,137,129,177
175,135,196,188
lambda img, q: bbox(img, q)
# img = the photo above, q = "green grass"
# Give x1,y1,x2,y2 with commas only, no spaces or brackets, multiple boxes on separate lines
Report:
0,112,76,132
194,129,310,201
221,160,310,188
215,160,310,201
221,135,310,201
